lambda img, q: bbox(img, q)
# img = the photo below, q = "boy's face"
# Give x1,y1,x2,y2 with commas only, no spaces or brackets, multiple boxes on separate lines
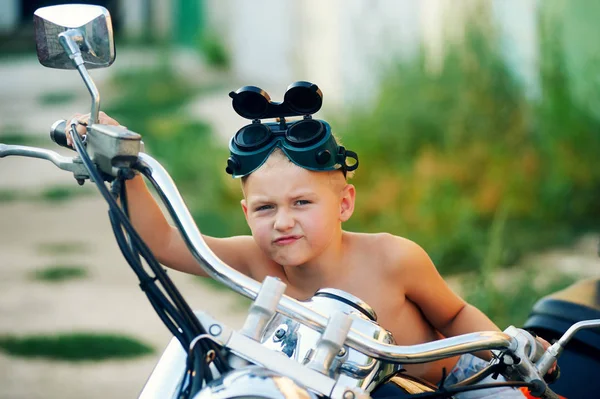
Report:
241,153,355,267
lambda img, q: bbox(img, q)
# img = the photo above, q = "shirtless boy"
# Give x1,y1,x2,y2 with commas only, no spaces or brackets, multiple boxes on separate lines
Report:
67,109,551,398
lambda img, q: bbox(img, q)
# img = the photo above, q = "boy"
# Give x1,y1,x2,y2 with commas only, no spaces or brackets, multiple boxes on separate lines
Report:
67,110,550,397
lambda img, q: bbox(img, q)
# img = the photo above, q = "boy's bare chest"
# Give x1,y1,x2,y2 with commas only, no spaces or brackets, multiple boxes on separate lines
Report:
280,267,439,348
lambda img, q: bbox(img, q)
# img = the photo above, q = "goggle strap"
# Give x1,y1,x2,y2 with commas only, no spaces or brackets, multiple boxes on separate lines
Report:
344,149,359,171
337,146,359,172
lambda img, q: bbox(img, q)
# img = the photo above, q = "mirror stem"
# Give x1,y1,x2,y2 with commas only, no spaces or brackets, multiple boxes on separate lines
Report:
76,64,101,125
59,30,101,125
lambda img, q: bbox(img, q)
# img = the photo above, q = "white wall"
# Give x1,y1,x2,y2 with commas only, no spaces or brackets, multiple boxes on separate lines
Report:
492,0,539,96
207,0,538,109
0,0,19,32
119,0,174,40
227,0,298,99
119,0,146,39
336,0,421,107
218,0,423,110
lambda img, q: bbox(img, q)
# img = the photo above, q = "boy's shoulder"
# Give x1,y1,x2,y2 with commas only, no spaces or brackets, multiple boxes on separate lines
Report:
345,231,434,275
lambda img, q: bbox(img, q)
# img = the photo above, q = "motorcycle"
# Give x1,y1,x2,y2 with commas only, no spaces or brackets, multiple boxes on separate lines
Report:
1,4,599,399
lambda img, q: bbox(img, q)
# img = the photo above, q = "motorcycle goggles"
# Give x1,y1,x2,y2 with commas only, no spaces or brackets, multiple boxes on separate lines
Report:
225,118,359,178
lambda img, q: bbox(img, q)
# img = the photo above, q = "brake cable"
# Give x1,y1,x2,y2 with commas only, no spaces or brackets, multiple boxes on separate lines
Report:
69,123,230,396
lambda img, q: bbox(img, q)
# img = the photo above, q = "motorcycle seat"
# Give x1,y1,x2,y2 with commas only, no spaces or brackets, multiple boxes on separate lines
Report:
524,278,600,351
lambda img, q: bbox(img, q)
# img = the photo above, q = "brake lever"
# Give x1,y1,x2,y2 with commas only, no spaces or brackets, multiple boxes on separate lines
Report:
0,143,90,181
497,327,550,397
536,319,600,375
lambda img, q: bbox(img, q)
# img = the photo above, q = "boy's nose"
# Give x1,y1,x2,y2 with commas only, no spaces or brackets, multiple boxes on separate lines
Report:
273,210,295,231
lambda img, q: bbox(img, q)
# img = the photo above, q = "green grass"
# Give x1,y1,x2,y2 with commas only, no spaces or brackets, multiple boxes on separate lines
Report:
0,333,154,361
0,189,20,203
464,269,578,329
0,186,93,204
0,132,46,147
40,186,80,202
36,241,90,256
38,186,93,203
38,91,77,105
462,204,580,328
31,265,88,282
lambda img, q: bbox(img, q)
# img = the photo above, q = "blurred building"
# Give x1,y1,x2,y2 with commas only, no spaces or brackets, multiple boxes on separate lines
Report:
203,0,538,108
1,1,120,32
8,0,595,110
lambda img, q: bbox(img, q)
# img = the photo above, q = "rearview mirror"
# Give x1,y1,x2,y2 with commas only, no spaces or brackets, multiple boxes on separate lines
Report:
34,4,115,70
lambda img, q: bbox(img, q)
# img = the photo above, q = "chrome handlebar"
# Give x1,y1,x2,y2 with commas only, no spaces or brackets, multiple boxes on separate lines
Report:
4,142,600,398
139,152,520,364
0,142,519,364
0,143,88,178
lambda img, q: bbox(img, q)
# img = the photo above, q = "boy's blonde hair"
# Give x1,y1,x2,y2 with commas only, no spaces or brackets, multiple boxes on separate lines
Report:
240,144,355,187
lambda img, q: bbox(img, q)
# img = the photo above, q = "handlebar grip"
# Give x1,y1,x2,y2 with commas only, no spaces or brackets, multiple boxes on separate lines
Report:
541,386,561,399
50,120,71,149
544,364,560,384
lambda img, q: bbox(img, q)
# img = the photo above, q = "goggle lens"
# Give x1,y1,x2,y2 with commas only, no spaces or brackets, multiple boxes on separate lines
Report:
234,124,270,150
286,119,325,147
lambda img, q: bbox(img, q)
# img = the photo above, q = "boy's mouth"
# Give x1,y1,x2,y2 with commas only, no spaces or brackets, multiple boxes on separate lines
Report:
273,235,302,245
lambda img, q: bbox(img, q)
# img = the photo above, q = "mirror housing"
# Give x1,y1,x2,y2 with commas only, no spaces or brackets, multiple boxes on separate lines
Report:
34,4,115,70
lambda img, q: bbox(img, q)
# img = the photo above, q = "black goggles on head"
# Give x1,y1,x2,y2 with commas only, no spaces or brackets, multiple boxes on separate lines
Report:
225,118,359,178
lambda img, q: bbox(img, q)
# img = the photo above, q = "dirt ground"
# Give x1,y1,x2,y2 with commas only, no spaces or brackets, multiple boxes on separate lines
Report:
0,53,249,399
0,161,248,399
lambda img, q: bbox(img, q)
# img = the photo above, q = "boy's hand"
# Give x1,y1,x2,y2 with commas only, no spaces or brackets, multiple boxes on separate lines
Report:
535,336,558,376
65,111,122,148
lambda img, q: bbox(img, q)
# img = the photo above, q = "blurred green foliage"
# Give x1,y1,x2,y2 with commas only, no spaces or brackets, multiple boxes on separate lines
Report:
103,7,599,281
466,266,577,329
199,32,230,69
462,201,577,328
339,8,600,274
103,65,248,237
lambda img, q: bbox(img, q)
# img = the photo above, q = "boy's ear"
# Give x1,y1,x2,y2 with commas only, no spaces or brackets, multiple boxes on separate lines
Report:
339,183,356,222
241,199,249,222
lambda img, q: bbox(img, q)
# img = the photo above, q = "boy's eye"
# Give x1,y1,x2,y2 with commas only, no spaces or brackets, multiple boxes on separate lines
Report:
294,200,310,206
255,205,273,212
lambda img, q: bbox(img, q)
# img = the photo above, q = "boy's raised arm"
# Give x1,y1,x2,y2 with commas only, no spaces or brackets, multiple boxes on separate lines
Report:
125,174,253,278
66,112,252,278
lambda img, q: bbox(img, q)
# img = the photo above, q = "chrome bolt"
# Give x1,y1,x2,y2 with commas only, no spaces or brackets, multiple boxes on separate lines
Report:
273,327,286,342
502,353,515,365
209,324,222,337
337,347,347,357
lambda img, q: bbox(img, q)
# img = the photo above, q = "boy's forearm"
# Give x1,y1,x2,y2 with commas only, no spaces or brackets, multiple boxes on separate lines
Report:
440,304,501,361
124,174,174,262
123,174,213,276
